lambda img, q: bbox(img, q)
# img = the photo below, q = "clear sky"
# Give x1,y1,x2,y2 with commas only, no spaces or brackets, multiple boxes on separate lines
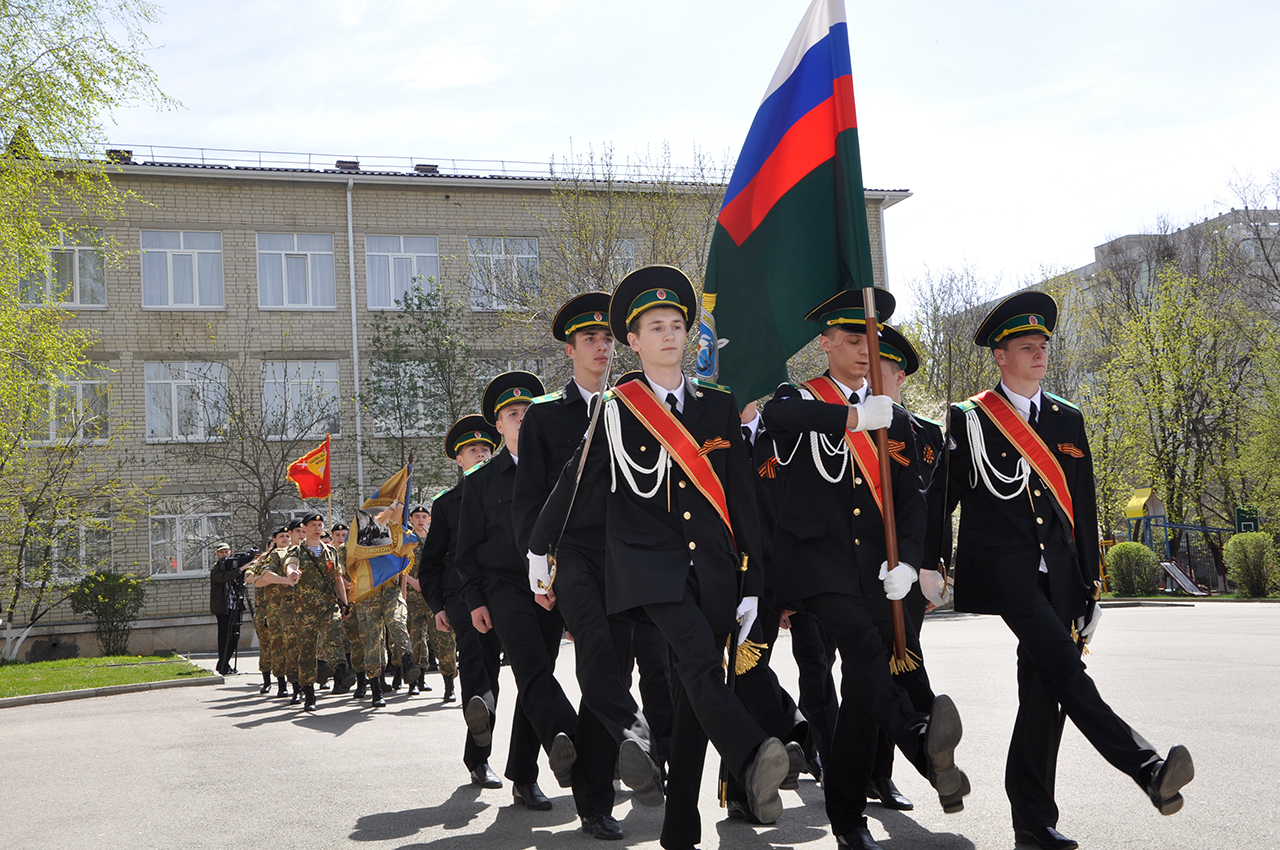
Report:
108,0,1280,303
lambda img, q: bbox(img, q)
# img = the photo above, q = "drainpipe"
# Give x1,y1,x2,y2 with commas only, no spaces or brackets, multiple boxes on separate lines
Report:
346,178,365,500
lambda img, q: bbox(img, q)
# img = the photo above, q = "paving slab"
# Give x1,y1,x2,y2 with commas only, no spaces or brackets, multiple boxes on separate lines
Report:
0,603,1274,850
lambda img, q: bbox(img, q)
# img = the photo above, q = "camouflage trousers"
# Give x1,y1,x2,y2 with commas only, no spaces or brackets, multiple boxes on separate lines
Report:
283,598,338,686
343,611,363,673
355,582,411,677
407,591,456,678
318,613,348,670
254,592,288,676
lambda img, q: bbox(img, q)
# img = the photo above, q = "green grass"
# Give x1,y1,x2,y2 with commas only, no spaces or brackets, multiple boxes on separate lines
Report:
0,654,213,699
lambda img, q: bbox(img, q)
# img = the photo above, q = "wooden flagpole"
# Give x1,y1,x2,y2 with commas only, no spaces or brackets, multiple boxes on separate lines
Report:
861,287,909,669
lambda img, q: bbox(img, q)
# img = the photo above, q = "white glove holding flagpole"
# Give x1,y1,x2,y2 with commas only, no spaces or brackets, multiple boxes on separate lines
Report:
879,561,917,601
919,568,951,607
853,395,893,432
735,595,759,646
527,551,552,595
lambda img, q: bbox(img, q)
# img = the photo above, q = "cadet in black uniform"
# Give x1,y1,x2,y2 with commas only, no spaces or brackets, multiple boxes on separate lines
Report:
937,292,1193,850
531,266,790,850
457,372,580,812
761,289,969,850
513,292,664,840
420,415,520,790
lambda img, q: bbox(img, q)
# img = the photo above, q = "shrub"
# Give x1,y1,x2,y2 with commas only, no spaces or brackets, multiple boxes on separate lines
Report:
1106,542,1161,597
1224,532,1274,598
68,571,147,656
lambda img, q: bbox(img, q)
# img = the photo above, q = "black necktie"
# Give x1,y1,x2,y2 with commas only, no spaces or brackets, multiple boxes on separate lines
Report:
666,392,680,416
1029,400,1038,428
741,424,752,444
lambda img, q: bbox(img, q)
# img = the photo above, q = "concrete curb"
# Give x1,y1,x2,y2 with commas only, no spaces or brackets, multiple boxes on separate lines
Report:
0,672,223,710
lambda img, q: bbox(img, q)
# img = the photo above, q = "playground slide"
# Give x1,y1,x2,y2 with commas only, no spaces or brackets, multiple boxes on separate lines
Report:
1160,562,1208,596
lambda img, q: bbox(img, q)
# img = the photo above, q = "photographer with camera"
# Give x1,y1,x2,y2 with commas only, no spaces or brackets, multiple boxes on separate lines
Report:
211,542,252,675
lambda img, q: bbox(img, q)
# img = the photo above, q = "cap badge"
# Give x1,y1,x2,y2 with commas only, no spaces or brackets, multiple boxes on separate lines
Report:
1028,316,1039,325
593,311,602,321
656,290,667,300
512,388,522,397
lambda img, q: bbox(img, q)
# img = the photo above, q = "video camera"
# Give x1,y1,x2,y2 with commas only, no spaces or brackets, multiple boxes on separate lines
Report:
222,547,261,572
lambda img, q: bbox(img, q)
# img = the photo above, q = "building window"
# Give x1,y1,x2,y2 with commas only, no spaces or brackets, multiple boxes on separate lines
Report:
369,360,453,438
149,497,231,575
366,235,439,309
22,519,112,584
258,233,336,308
19,233,106,307
144,362,228,442
262,360,340,439
29,369,110,444
141,230,224,308
610,238,637,282
468,236,538,311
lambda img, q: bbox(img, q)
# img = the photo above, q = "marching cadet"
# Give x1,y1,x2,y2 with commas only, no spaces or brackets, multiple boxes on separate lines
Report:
316,521,357,695
280,512,351,712
457,371,579,812
936,291,1192,850
531,266,790,849
421,415,516,790
250,526,291,696
513,292,664,840
861,323,954,813
761,288,969,850
352,543,420,709
331,523,368,699
407,505,455,698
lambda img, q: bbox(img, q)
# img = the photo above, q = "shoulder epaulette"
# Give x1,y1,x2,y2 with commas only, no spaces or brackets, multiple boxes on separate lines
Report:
463,457,492,477
1043,391,1079,411
692,377,732,394
431,487,450,502
530,389,564,405
912,412,943,428
955,399,978,412
603,388,617,401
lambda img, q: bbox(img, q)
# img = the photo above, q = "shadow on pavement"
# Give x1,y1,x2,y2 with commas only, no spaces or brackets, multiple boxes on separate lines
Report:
351,784,584,848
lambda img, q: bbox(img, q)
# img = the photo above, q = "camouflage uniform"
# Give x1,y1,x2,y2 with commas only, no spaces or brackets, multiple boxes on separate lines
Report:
408,555,456,677
281,542,341,687
355,577,412,678
317,543,351,669
253,548,291,676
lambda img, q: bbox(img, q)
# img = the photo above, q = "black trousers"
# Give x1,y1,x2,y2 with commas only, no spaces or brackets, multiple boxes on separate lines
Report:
483,580,578,763
215,613,237,672
445,591,538,780
611,615,675,767
803,591,931,835
871,593,934,779
645,589,767,850
555,542,654,817
1001,577,1160,831
790,610,838,765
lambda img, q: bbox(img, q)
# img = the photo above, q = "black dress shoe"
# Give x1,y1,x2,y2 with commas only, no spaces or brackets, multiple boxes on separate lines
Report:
742,737,789,824
780,741,806,790
549,732,577,788
836,826,883,850
1014,826,1078,849
725,800,762,824
924,694,968,812
866,776,914,811
512,782,552,810
617,739,664,807
1146,744,1194,815
580,813,624,840
469,763,502,789
465,696,493,747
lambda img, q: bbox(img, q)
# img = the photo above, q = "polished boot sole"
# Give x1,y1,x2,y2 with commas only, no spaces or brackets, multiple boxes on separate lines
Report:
743,737,789,825
1150,745,1194,815
618,739,665,807
465,696,492,748
549,732,577,788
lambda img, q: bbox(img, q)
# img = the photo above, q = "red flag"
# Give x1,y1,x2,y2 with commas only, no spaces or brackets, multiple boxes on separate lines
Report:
287,435,331,498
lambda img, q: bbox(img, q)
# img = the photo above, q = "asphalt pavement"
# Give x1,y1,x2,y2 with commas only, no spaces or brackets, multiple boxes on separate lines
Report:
1,602,1275,850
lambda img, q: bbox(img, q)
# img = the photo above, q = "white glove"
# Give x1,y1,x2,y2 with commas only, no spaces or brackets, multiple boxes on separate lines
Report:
735,595,759,646
879,561,918,601
853,394,893,432
1075,601,1102,645
527,551,552,595
919,568,950,607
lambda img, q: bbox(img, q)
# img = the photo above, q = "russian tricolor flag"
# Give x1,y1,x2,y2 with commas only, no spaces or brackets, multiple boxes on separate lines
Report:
702,0,878,403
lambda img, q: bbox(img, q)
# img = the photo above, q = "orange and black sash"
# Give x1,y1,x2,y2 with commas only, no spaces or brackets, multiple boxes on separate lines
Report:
970,390,1075,530
610,380,735,549
801,377,884,517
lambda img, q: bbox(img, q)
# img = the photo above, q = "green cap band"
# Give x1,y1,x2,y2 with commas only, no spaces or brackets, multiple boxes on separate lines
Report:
989,313,1051,347
452,430,497,453
493,386,534,413
564,310,609,337
626,288,688,326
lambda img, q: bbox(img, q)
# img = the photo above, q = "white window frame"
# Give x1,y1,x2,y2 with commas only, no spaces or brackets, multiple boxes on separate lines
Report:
365,235,440,310
20,232,106,308
369,360,452,438
144,361,229,443
148,497,231,576
21,519,112,584
261,360,341,440
468,236,538,311
140,230,224,309
257,233,337,309
28,371,110,445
